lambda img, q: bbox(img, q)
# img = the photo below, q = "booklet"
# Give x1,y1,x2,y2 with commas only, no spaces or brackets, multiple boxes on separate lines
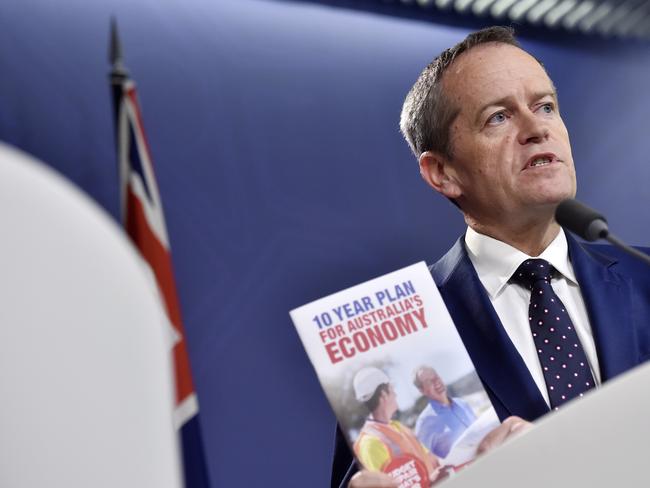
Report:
290,262,501,487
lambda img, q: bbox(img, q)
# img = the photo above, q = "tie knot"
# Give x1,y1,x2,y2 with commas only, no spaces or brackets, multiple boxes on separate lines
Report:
512,258,554,289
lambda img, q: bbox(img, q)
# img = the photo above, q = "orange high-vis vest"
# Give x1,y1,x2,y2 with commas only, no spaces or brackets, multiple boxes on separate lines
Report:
353,420,438,479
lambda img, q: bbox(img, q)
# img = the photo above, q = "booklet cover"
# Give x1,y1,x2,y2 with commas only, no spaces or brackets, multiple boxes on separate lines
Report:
290,262,501,487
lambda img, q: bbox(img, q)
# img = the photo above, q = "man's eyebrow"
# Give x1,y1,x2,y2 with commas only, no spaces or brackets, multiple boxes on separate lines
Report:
535,91,558,103
474,91,558,125
474,96,510,125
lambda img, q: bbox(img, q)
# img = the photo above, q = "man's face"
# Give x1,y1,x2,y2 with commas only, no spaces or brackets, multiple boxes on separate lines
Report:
433,43,576,225
418,368,448,404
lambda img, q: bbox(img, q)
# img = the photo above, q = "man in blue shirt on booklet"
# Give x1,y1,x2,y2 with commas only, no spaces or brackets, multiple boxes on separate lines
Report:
332,25,650,488
413,366,476,458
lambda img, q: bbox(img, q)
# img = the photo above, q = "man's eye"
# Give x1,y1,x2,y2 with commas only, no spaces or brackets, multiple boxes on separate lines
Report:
540,103,554,113
487,112,506,125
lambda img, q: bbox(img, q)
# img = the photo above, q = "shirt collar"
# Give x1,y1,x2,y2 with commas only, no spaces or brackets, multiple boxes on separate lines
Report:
429,398,454,413
464,227,578,299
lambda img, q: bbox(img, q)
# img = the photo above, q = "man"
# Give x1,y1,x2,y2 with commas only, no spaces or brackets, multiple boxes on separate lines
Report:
333,26,650,488
351,367,440,483
413,366,476,458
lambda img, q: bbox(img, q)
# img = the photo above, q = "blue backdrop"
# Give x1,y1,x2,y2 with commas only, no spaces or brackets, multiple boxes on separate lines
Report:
1,0,649,486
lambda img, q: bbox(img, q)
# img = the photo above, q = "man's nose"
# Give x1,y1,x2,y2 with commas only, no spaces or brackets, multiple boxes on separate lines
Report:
518,111,549,145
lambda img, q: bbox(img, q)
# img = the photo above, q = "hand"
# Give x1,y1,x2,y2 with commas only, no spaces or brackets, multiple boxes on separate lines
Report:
348,470,398,488
477,415,532,455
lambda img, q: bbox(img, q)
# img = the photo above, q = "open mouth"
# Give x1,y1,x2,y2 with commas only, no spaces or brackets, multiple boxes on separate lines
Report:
531,156,552,167
525,153,560,169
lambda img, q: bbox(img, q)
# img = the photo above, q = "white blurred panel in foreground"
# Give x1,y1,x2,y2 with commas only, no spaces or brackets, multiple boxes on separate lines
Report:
0,143,182,488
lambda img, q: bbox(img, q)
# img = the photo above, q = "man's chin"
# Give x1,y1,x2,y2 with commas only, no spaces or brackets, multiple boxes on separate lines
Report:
527,189,576,209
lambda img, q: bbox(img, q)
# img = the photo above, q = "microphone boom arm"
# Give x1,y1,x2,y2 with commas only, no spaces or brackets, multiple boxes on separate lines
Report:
604,232,650,267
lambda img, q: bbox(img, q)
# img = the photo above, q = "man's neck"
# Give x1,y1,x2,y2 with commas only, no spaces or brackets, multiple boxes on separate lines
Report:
371,408,393,423
466,216,561,257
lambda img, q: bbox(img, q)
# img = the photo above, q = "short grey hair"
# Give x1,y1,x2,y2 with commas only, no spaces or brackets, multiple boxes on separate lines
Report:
399,26,520,160
413,365,437,391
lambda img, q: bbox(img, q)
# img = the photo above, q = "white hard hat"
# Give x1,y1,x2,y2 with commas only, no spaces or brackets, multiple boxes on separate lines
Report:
353,367,390,402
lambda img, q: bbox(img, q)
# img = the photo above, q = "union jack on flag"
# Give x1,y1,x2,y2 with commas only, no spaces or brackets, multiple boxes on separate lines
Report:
109,20,210,488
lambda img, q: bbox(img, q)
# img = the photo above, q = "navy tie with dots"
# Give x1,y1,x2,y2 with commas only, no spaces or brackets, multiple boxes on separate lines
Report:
511,259,595,410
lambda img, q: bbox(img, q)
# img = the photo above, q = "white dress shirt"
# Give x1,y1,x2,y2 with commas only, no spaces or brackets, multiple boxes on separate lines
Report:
464,227,601,406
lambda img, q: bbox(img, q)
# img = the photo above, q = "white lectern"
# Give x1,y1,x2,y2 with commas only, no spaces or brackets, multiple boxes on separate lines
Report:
441,359,650,487
0,143,182,488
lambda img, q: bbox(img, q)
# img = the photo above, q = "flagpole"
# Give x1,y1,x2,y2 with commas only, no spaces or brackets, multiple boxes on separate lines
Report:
109,18,130,224
108,19,211,488
109,18,127,77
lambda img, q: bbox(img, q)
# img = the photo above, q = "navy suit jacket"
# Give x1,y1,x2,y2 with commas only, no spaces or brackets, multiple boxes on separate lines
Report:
331,233,650,488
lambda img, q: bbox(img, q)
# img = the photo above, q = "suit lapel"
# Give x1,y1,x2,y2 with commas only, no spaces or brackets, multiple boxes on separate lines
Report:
431,239,549,422
567,236,638,381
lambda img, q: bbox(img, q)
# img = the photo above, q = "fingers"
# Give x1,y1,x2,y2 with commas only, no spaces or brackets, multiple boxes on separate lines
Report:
476,416,533,455
503,415,533,435
348,470,398,488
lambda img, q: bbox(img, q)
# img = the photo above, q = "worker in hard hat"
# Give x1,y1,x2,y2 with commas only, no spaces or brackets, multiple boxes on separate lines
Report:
352,367,441,484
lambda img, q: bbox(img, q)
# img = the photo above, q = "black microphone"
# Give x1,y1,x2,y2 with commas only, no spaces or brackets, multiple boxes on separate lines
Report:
555,198,650,267
555,199,609,241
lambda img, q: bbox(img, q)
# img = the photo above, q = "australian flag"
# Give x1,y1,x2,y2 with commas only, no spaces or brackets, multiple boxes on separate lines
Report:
109,20,210,488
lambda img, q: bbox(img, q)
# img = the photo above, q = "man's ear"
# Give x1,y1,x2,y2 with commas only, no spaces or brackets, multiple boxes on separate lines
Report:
418,151,461,199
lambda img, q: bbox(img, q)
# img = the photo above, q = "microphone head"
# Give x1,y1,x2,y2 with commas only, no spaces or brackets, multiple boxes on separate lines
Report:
555,199,609,241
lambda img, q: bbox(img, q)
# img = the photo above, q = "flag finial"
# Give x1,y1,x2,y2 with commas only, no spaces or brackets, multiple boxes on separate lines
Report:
109,17,128,78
